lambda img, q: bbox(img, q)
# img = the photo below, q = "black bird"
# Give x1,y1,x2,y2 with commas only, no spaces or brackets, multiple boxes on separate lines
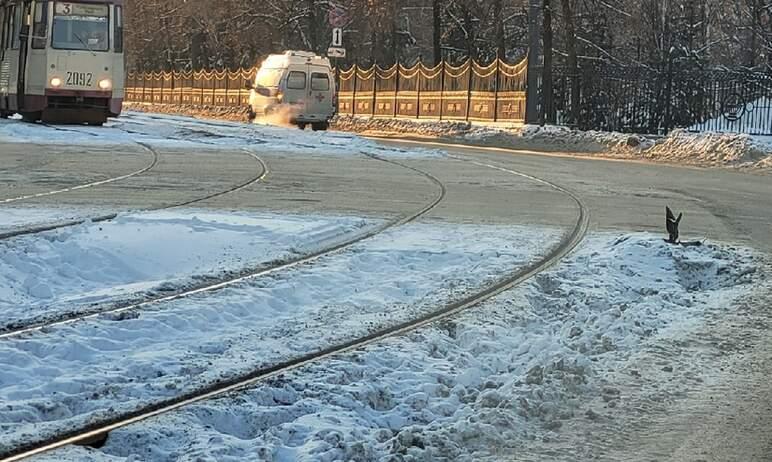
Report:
666,206,682,244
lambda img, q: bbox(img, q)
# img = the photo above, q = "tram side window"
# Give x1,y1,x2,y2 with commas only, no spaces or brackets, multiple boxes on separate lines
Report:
114,5,122,52
32,1,49,49
0,7,6,50
11,4,20,49
4,5,18,49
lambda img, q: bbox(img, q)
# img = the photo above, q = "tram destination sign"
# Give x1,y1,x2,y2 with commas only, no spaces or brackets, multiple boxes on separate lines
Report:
55,3,109,17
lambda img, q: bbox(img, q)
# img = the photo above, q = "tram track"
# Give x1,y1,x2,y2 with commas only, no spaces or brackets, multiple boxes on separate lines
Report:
0,140,159,208
0,151,589,461
0,152,443,340
0,127,267,241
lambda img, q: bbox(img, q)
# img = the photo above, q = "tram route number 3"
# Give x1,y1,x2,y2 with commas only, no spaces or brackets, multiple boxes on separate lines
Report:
66,72,93,87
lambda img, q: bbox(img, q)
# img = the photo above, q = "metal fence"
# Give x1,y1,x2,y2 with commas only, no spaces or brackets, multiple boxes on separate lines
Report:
336,57,527,122
125,59,771,136
124,56,528,124
549,66,772,135
125,68,257,107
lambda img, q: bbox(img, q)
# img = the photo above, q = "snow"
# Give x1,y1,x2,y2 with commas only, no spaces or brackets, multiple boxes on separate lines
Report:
0,218,561,452
0,112,445,159
334,115,772,169
689,97,772,136
0,207,103,235
35,233,761,462
0,209,377,330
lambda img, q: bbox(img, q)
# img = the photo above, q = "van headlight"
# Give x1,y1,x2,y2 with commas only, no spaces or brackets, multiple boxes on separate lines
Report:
98,79,112,90
50,77,63,88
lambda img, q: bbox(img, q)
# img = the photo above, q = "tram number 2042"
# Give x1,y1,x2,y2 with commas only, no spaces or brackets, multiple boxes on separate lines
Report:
66,72,93,87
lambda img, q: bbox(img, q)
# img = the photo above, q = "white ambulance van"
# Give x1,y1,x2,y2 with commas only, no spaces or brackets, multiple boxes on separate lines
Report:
247,51,336,130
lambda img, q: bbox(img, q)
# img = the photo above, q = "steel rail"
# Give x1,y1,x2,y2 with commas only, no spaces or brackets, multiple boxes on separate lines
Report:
0,153,587,462
0,153,444,341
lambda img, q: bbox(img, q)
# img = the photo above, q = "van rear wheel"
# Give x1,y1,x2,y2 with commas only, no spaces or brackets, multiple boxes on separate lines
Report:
311,122,329,131
297,122,307,130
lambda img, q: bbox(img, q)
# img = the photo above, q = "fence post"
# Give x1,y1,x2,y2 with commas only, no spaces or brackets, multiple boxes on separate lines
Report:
493,57,500,122
416,61,422,119
439,60,445,121
372,67,377,117
394,64,399,118
352,64,358,116
200,73,205,105
466,58,474,121
212,73,217,106
140,71,146,103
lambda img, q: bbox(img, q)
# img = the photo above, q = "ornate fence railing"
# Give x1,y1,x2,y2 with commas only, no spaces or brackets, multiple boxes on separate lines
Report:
124,56,528,124
125,58,771,135
125,68,258,108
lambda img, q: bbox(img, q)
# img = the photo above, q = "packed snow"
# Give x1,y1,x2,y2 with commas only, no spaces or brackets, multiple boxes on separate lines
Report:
35,233,761,461
0,209,377,330
334,115,772,169
0,112,445,159
689,96,772,136
0,207,106,235
0,219,561,452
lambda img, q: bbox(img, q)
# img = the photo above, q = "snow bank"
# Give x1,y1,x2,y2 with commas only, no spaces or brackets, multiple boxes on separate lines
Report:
0,221,561,452
123,102,250,122
641,130,771,167
333,115,772,169
0,209,376,329
0,112,445,159
41,233,761,461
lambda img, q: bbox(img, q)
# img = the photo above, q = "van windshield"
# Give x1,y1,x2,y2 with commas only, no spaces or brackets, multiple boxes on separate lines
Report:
256,68,283,88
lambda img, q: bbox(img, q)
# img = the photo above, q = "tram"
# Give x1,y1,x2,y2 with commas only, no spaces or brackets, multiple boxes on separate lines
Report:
0,0,124,124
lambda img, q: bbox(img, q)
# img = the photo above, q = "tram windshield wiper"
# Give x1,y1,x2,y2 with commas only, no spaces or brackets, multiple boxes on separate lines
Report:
73,32,97,56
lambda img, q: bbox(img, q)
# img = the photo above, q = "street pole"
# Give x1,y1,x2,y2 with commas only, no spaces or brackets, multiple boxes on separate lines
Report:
525,0,541,125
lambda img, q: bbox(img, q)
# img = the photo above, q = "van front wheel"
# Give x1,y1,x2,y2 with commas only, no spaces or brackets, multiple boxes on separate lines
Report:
311,122,328,131
297,122,307,130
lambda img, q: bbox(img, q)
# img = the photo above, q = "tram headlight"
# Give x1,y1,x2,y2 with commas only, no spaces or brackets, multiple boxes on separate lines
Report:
50,77,63,88
276,92,283,102
98,79,112,90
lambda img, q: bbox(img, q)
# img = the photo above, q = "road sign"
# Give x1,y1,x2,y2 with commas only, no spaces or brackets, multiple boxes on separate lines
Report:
328,47,346,58
332,28,343,47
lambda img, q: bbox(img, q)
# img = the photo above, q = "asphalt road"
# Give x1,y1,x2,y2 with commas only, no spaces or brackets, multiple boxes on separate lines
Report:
1,133,770,461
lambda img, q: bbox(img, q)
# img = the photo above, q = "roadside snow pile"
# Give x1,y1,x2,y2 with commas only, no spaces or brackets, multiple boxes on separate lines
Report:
334,115,643,154
333,115,476,138
0,221,561,454
0,210,375,329
124,102,249,122
641,129,771,167
40,234,760,462
333,115,772,169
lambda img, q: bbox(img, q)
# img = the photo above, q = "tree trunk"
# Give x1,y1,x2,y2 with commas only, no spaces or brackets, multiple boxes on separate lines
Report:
463,4,474,62
494,0,505,59
560,0,579,124
541,0,553,124
307,0,317,53
433,0,442,66
525,0,541,124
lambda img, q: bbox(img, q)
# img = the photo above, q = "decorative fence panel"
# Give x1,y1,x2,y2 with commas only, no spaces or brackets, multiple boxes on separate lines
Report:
124,56,529,124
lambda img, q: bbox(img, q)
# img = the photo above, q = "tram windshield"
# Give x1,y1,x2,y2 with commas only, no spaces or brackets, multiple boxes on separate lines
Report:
51,2,109,52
